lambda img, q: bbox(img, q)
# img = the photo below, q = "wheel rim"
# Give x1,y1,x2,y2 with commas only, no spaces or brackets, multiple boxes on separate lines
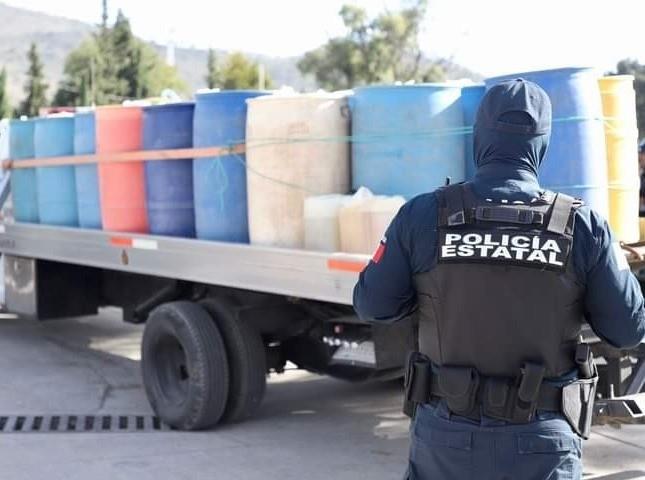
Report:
153,335,190,405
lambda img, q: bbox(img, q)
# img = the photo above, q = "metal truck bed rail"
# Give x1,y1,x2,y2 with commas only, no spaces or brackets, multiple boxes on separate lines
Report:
0,223,368,305
2,223,645,307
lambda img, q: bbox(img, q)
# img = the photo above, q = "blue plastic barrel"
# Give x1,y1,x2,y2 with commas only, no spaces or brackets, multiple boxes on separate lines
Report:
350,85,465,198
193,90,268,242
9,119,38,223
461,84,486,180
34,116,79,226
485,68,608,215
74,112,101,229
143,102,195,237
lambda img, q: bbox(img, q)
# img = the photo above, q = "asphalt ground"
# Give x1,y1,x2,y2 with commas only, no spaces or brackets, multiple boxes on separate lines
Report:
0,309,643,480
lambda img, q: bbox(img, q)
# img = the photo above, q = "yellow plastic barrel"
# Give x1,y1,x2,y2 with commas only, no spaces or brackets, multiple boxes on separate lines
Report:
598,75,640,243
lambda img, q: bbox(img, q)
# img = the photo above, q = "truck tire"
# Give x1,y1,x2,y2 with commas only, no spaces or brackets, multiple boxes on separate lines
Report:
200,298,267,423
141,301,229,430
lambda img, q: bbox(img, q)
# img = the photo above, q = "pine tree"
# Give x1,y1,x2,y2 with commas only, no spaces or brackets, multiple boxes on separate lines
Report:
101,0,108,29
19,43,48,117
0,67,10,119
112,10,144,99
206,49,221,89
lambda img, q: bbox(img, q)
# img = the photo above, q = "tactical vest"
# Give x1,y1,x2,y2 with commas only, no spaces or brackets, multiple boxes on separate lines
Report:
414,183,585,379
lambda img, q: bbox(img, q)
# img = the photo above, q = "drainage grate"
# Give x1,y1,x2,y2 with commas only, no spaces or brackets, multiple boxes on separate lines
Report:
0,415,171,433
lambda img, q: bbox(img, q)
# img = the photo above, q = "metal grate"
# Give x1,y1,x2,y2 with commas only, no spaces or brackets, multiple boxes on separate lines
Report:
0,415,171,433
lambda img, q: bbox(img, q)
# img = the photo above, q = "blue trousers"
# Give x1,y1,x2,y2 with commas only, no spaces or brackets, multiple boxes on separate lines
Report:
406,402,583,480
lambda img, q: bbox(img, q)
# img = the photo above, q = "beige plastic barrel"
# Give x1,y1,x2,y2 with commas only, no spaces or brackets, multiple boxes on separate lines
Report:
598,75,640,243
246,93,350,248
339,192,405,254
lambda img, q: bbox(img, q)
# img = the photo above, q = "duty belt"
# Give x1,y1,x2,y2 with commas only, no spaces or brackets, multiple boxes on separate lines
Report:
403,350,598,438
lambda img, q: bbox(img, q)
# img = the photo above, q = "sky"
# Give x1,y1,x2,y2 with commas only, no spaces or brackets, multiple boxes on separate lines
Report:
3,0,644,77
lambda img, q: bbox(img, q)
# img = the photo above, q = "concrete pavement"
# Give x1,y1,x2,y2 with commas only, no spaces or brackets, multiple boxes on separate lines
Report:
0,309,643,480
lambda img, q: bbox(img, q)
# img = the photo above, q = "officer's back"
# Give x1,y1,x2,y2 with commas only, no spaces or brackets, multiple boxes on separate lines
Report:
353,79,645,480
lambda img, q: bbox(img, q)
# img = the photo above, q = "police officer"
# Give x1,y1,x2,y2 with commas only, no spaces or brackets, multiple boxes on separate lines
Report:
353,79,645,480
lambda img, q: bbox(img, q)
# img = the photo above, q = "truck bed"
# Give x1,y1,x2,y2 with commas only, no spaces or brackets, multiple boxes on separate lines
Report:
0,222,367,306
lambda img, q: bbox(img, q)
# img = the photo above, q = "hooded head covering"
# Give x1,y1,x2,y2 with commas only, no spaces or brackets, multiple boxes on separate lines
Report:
473,79,551,182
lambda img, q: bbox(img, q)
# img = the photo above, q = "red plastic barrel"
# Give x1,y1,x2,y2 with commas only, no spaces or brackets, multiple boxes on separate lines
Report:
96,106,149,232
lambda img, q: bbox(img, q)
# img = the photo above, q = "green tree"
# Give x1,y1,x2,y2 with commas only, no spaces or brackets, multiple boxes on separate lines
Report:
298,0,443,90
614,59,645,139
205,49,221,89
219,52,272,90
53,9,187,106
111,10,142,98
18,43,48,117
0,67,10,119
52,39,100,106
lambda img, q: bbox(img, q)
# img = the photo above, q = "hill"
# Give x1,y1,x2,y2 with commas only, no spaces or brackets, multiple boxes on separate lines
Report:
0,2,481,108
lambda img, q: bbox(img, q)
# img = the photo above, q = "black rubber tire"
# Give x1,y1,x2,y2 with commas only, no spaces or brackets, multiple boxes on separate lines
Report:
200,298,267,423
141,301,229,430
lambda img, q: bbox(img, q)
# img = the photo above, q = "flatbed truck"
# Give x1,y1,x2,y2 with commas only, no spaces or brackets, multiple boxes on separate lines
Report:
0,182,642,430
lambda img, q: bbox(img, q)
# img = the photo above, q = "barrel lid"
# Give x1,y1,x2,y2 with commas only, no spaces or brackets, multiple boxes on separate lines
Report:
354,83,463,93
34,113,74,123
598,74,635,84
486,66,598,85
96,104,142,111
246,91,350,103
196,89,269,100
142,101,195,112
9,117,36,125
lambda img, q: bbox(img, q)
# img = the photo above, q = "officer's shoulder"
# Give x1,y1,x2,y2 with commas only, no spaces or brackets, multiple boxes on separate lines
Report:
571,203,607,240
397,192,439,222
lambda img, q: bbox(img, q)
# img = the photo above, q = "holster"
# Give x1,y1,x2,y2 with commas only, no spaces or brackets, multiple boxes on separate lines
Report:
561,375,598,439
562,343,598,439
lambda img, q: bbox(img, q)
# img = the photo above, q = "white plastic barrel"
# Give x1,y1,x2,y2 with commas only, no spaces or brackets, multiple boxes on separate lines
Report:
246,93,351,248
304,194,350,252
339,188,405,254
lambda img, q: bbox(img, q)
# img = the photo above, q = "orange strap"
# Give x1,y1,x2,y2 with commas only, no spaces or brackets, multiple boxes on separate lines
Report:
3,144,246,170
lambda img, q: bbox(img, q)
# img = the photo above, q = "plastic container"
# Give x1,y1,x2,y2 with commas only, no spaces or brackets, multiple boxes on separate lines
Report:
486,68,608,215
598,75,640,243
350,84,464,198
143,102,195,237
246,93,351,248
34,116,78,226
193,90,268,242
96,106,148,233
304,194,350,252
461,84,486,180
339,188,405,254
9,119,39,223
74,111,102,229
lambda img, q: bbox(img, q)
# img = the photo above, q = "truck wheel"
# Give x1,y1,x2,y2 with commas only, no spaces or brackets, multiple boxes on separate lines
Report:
141,301,229,430
200,298,267,423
